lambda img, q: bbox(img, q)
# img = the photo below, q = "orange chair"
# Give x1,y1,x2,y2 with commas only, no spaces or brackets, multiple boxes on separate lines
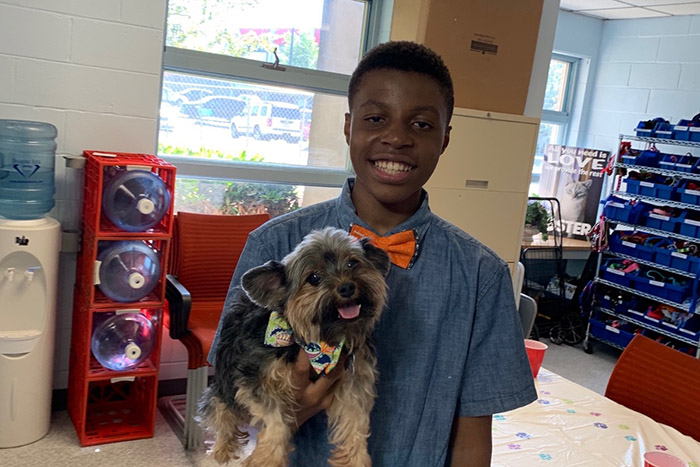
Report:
605,334,700,441
160,212,269,449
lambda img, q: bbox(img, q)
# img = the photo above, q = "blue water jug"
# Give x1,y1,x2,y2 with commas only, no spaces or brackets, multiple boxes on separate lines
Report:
91,312,156,371
0,120,57,220
96,241,161,303
102,169,171,232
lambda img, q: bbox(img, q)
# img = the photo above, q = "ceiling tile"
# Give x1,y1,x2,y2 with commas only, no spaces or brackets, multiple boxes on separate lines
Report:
650,3,700,14
560,0,630,10
621,0,700,5
583,7,671,18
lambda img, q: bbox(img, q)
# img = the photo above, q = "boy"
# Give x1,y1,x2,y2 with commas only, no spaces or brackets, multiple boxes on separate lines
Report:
209,41,536,466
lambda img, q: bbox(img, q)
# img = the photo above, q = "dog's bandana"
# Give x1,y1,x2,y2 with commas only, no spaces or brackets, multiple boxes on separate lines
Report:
264,311,344,375
349,224,417,269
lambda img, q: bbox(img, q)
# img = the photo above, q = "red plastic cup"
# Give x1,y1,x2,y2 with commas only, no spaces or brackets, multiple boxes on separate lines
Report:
644,452,688,467
524,339,548,378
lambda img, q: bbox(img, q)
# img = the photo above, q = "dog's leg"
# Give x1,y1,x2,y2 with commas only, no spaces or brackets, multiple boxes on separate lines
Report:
327,352,376,467
239,359,296,467
200,393,248,465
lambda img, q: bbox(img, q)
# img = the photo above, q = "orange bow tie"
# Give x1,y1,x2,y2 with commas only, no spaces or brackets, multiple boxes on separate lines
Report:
349,224,416,269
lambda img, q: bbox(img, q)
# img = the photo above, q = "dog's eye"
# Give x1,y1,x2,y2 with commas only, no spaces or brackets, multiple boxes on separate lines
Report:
307,273,321,286
346,259,358,269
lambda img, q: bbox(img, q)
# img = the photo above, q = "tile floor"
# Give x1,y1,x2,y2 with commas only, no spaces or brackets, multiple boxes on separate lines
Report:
0,339,621,467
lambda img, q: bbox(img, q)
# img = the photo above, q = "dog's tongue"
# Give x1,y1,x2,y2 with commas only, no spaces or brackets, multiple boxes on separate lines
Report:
338,304,361,320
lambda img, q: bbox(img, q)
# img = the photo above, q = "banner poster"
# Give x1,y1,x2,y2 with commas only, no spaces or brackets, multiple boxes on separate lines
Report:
540,144,611,240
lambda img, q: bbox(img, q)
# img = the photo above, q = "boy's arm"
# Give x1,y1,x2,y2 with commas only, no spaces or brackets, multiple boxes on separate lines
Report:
448,415,492,467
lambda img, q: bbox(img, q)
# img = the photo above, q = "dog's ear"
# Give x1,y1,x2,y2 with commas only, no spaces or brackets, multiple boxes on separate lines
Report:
241,260,287,309
360,238,391,277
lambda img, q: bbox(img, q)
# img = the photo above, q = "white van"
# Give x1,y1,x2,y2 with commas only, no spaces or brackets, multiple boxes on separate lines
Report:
230,101,303,143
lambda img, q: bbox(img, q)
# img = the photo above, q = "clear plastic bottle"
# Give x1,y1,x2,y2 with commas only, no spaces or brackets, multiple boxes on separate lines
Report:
97,241,161,302
0,120,57,219
102,169,171,232
91,312,155,371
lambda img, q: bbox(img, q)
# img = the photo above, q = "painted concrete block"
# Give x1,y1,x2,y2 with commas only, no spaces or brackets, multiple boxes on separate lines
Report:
600,37,660,63
121,0,167,29
0,4,70,60
679,64,700,91
72,18,164,74
648,89,700,118
657,36,700,63
596,62,631,86
629,63,681,89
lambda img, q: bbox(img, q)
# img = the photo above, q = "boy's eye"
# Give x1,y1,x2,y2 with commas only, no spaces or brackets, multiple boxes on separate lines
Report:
307,273,321,286
366,116,383,123
346,259,358,269
413,121,432,130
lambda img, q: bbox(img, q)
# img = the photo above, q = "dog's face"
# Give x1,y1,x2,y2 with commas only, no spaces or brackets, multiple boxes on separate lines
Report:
241,227,390,347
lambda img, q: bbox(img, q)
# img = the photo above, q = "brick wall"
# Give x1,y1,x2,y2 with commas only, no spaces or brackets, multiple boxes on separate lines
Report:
584,14,700,153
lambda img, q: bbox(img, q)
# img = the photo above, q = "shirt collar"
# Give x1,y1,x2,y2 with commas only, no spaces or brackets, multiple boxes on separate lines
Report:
335,178,433,250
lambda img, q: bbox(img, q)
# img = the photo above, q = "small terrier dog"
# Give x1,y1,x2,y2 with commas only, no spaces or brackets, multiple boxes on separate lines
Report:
198,227,390,466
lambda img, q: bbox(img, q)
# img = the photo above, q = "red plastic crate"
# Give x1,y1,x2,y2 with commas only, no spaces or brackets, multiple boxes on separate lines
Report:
75,227,170,309
81,150,176,237
69,376,158,446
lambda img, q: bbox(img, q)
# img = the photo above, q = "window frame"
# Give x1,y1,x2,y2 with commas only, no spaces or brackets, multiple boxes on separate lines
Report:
158,0,386,189
540,52,579,132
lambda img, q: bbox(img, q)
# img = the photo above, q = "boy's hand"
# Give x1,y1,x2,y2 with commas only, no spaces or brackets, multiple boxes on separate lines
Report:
291,348,345,429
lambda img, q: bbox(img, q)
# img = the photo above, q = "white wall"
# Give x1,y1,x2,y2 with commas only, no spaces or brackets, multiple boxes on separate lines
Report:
0,0,181,389
583,14,700,154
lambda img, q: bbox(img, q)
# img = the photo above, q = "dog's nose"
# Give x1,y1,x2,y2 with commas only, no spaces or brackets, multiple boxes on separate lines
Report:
337,282,355,298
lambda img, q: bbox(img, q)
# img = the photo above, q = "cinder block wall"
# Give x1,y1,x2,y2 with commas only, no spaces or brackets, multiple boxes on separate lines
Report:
0,0,178,389
584,15,700,153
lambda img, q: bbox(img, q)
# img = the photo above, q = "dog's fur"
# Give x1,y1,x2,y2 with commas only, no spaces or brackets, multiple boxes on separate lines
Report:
198,227,390,466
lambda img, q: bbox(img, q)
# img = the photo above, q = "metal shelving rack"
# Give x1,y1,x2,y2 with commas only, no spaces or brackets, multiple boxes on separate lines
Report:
584,134,700,358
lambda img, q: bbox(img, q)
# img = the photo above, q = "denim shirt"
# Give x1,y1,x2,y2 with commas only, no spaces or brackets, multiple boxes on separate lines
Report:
209,179,537,466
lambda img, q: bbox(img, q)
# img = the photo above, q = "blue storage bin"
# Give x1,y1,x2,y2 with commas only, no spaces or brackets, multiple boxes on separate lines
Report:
678,315,700,341
678,181,700,205
654,121,674,139
654,247,673,267
641,209,682,233
624,178,641,195
608,232,656,261
604,197,644,224
622,150,660,168
690,127,700,142
589,319,636,348
602,267,633,287
674,154,697,173
673,121,691,141
670,250,700,273
635,275,688,303
679,217,700,238
635,121,655,138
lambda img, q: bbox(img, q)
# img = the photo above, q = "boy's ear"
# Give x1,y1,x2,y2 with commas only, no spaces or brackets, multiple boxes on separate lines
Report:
440,125,452,154
241,260,287,309
344,112,351,145
360,238,391,277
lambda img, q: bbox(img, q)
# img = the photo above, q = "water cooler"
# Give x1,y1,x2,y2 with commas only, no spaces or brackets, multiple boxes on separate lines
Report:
0,218,61,447
0,119,61,448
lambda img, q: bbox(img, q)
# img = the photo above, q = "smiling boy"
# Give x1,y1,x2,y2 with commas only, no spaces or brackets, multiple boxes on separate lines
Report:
210,41,536,466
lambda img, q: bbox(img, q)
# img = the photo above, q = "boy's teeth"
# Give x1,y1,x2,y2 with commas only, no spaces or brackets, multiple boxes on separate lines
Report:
374,160,413,174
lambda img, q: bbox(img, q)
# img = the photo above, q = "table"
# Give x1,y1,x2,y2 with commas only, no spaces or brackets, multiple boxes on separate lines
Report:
492,369,700,466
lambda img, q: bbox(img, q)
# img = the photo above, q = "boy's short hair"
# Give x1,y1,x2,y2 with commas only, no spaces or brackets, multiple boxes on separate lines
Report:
348,41,454,123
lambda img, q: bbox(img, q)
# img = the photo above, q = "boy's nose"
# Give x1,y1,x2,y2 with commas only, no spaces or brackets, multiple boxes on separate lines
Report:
381,122,413,148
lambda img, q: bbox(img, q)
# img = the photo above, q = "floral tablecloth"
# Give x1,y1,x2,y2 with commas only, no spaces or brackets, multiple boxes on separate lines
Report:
492,369,700,466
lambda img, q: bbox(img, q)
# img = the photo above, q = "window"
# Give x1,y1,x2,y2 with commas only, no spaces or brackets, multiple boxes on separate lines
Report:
158,0,385,217
529,54,578,196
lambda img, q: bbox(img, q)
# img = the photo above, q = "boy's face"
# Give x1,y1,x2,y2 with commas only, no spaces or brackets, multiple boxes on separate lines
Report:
344,69,451,209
